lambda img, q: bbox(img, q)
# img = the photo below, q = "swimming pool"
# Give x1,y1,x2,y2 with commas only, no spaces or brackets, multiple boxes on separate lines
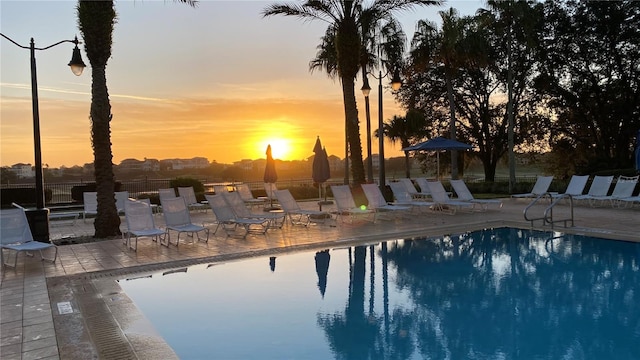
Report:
117,228,640,359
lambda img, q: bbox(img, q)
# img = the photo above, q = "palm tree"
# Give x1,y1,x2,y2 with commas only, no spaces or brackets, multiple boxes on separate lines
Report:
263,0,441,185
410,9,471,179
381,109,429,178
77,0,196,238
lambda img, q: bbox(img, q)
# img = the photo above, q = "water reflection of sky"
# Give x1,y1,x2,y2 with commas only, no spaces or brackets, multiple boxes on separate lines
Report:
118,228,640,360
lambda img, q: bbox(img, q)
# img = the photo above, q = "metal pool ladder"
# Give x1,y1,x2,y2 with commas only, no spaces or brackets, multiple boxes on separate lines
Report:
523,193,575,229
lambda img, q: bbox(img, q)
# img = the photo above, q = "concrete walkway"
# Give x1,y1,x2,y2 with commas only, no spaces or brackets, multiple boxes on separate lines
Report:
1,197,638,359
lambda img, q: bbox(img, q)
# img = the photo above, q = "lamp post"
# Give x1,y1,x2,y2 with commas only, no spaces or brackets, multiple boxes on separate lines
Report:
363,68,401,195
1,33,86,242
360,77,373,183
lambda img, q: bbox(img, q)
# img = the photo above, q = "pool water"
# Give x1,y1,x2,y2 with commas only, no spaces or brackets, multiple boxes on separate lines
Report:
117,228,640,360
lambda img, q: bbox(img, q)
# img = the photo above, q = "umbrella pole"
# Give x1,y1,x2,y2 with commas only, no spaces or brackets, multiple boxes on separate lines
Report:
437,152,440,180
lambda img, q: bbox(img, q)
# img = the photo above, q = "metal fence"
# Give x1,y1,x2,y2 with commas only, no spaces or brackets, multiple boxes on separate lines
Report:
1,175,540,205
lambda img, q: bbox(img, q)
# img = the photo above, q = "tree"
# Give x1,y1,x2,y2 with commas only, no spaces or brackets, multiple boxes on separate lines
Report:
263,0,440,185
535,0,640,173
380,109,430,178
77,0,196,238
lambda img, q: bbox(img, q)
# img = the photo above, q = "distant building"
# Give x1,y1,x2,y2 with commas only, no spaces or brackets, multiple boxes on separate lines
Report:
160,157,210,170
9,163,34,178
233,159,254,171
119,158,160,172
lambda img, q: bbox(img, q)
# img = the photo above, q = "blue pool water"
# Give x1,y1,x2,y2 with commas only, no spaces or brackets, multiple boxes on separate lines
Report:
117,228,640,360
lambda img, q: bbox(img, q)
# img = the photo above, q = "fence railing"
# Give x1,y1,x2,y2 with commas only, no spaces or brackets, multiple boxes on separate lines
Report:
1,175,541,205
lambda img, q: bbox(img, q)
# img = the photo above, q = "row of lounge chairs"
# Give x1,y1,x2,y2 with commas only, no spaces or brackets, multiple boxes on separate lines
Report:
389,178,504,214
512,174,640,208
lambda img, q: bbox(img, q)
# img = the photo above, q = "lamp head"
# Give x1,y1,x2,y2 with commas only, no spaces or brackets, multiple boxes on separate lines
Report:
68,37,86,76
391,68,402,91
361,77,371,97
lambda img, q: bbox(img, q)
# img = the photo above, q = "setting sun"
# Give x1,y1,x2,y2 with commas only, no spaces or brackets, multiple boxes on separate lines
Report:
259,138,292,160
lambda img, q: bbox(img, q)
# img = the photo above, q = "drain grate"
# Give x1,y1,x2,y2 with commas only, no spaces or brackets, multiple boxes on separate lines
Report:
78,292,137,359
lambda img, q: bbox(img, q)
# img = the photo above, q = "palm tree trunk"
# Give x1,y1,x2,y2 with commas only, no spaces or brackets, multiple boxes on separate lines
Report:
90,65,120,238
446,72,458,179
342,77,366,185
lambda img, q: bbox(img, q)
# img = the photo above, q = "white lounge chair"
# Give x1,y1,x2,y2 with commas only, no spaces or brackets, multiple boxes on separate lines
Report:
274,189,331,226
1,208,58,268
361,183,411,218
82,191,98,222
551,175,589,199
511,175,554,198
122,198,165,251
206,194,270,238
398,178,429,199
235,183,266,208
213,184,230,194
450,179,503,211
588,175,638,207
158,188,176,202
115,191,129,214
424,180,475,214
414,178,435,198
221,191,285,229
264,183,279,209
388,182,434,213
178,186,207,213
330,185,376,223
160,196,209,246
573,175,614,205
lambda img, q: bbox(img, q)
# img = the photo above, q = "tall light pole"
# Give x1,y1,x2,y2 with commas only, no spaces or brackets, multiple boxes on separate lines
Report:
1,33,86,241
364,68,401,195
361,76,373,183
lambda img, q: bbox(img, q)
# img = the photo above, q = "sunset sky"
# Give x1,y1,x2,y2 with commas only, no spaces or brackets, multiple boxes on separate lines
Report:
1,0,481,168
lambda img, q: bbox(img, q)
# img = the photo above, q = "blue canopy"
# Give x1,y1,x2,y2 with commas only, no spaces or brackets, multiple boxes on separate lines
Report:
402,136,473,151
402,137,473,180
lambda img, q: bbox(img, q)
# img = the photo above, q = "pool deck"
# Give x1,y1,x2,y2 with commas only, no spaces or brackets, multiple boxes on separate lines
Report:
1,197,638,359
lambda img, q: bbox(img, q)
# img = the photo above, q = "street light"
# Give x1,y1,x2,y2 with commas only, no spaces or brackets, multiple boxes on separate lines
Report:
1,33,86,241
360,76,373,183
363,67,401,195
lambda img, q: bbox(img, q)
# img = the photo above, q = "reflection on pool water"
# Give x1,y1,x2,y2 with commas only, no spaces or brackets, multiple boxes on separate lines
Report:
117,228,640,360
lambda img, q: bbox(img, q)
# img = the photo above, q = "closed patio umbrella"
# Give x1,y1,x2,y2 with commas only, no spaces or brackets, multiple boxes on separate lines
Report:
312,136,331,204
402,136,473,180
264,144,278,208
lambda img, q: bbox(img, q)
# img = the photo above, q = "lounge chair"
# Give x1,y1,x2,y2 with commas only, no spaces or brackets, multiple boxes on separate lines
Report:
573,175,614,205
551,175,589,200
82,191,98,222
115,191,129,214
450,179,503,211
235,183,266,208
213,184,229,194
178,186,208,213
1,208,58,268
205,194,270,238
160,196,209,246
424,180,475,214
511,175,554,198
264,183,279,209
221,191,285,229
414,178,435,198
388,181,434,213
586,175,638,207
330,185,376,223
361,183,411,218
274,189,331,226
398,178,429,199
122,198,165,251
158,188,177,207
